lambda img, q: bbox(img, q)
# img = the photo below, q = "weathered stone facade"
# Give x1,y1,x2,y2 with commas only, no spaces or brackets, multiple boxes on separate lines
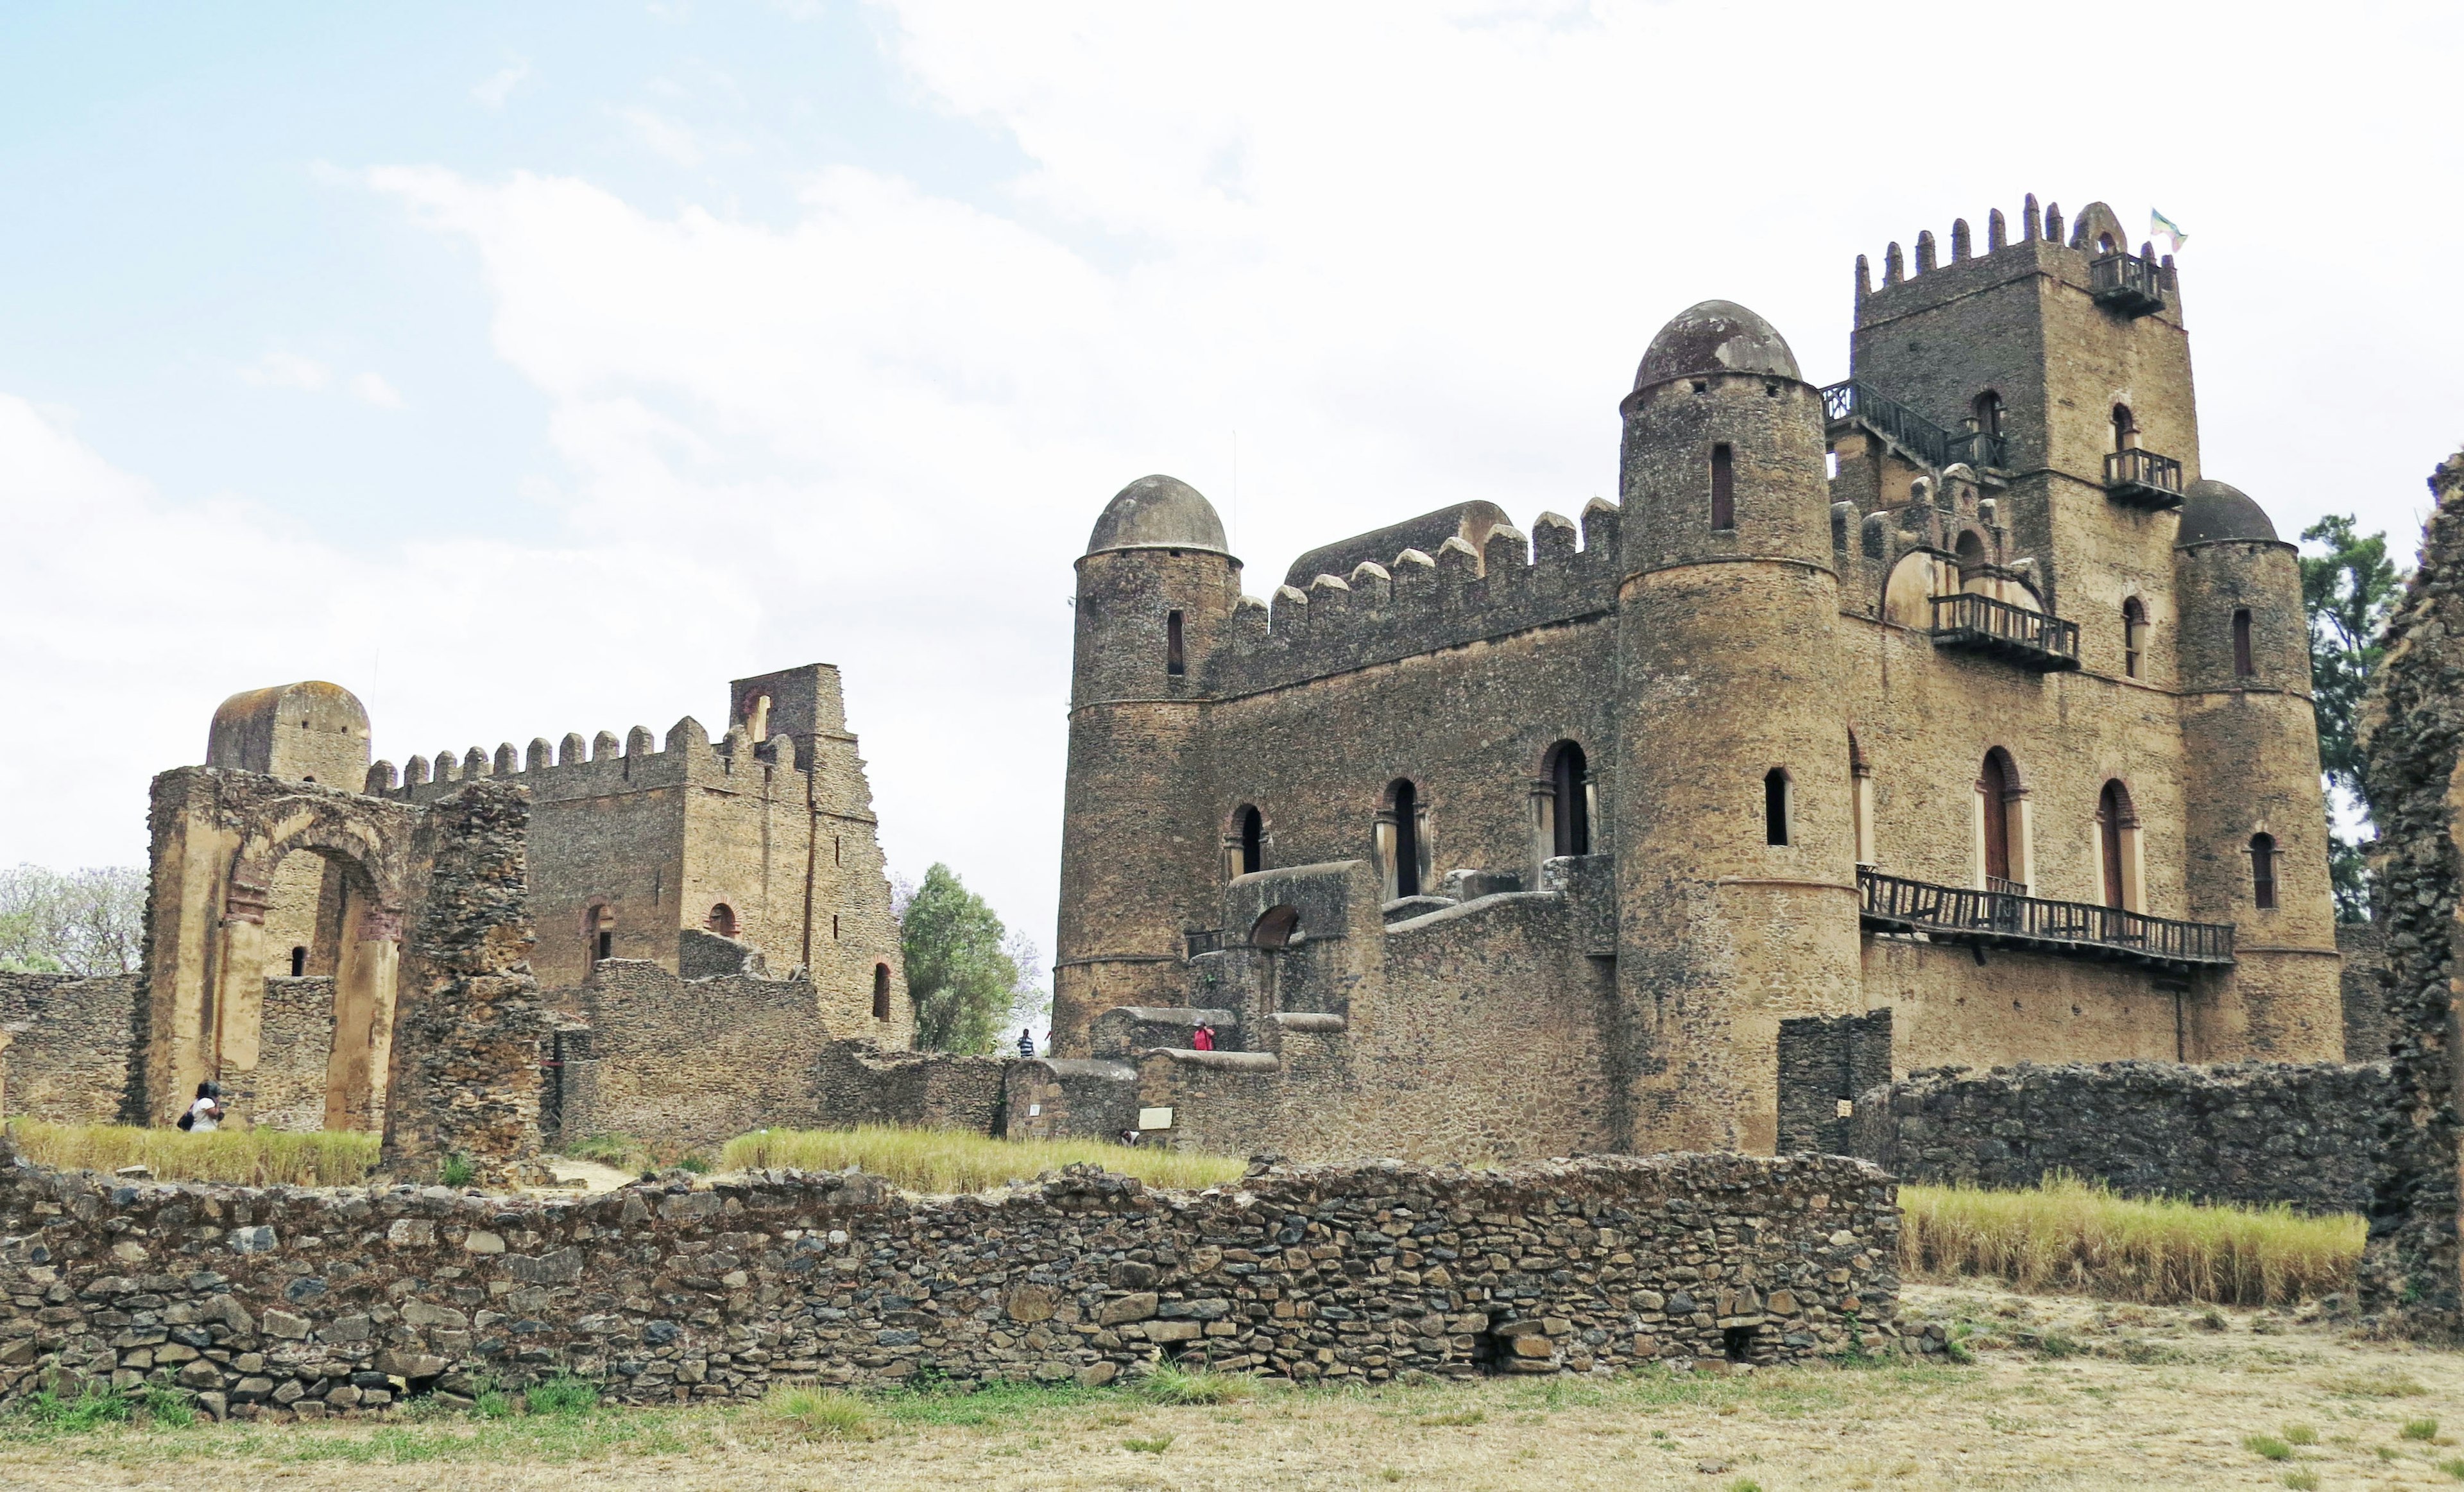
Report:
0,1142,1898,1416
1055,196,2342,1160
1851,1060,2390,1215
0,973,140,1126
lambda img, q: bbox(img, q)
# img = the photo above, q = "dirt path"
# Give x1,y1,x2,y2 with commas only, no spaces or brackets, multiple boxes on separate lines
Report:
3,1283,2461,1489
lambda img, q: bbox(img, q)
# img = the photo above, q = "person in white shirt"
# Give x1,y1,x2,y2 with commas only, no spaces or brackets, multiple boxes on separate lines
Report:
181,1081,223,1133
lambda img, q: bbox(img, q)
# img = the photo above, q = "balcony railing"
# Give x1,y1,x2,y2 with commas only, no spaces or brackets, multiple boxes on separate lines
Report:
1822,380,2009,473
1860,867,2234,971
2104,447,2186,509
1929,592,2082,671
2089,252,2168,316
1185,927,1226,959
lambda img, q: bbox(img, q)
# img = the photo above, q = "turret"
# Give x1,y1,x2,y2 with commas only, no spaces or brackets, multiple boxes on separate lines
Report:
206,680,371,788
2171,479,2341,1057
1052,476,1242,1054
1612,301,1862,1152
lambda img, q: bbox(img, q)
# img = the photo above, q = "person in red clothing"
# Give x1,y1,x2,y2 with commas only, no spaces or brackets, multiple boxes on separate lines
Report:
1190,1022,1216,1052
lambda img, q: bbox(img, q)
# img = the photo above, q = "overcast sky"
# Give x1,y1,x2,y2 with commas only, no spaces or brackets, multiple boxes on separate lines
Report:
3,1,2458,967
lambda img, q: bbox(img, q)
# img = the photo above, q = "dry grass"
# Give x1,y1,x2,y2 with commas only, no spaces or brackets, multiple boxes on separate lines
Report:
1901,1174,2363,1306
8,1120,380,1187
719,1125,1247,1194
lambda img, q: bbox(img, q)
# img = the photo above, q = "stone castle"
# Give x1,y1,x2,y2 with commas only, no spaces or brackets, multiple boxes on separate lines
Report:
1050,195,2341,1160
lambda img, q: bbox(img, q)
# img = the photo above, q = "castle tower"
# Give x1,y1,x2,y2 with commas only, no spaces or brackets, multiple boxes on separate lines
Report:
207,680,372,787
1613,302,1863,1153
1052,476,1242,1055
2172,480,2343,1057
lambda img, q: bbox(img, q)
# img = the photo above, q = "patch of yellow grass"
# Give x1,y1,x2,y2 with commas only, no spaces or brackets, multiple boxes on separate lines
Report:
719,1125,1247,1193
1901,1174,2362,1307
9,1120,380,1187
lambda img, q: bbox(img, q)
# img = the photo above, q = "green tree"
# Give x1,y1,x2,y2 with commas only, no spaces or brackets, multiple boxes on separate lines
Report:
2299,515,2404,922
0,865,144,975
896,864,1041,1054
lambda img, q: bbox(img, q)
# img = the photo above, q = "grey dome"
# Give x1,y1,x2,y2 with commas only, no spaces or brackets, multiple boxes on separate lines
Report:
2176,479,2279,546
1085,474,1229,556
1634,300,1801,390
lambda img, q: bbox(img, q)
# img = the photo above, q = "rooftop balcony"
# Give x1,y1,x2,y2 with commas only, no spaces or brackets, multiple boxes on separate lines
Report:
1860,867,2234,972
1822,380,2009,474
1929,592,2081,672
2089,251,2168,316
2105,447,2186,510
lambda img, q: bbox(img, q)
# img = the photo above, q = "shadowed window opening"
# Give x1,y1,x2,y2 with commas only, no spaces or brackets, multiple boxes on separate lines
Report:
873,964,891,1021
706,903,737,938
2110,403,2135,453
2232,608,2255,677
1251,904,1301,950
1238,805,1263,875
1548,741,1590,857
587,904,615,965
1980,749,2021,891
1722,1325,1757,1364
1166,610,1186,676
743,692,772,743
1389,778,1423,898
2251,832,2278,909
2098,780,2137,911
832,914,841,940
1973,390,2003,437
1711,443,1735,530
834,836,842,866
2122,597,2146,678
289,946,307,978
1764,768,1790,846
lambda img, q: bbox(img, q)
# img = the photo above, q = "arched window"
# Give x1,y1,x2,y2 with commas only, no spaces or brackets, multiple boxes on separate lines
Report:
2232,608,2255,677
1547,741,1591,857
706,903,738,938
2098,780,2140,912
289,946,307,978
2096,232,2117,255
1710,443,1735,530
586,904,615,965
2121,597,2146,679
1251,905,1301,949
1383,779,1423,898
1236,805,1263,876
1166,610,1186,676
1954,530,1989,585
1980,749,2023,893
872,964,891,1021
742,692,772,743
1763,769,1791,846
1849,732,1874,867
2110,404,2135,453
2250,832,2278,909
1972,390,2003,437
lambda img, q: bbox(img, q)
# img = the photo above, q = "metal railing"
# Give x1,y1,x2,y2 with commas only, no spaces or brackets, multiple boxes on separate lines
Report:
1859,867,2234,968
2104,447,2185,506
2089,252,2168,315
1822,380,2009,473
1929,592,2082,669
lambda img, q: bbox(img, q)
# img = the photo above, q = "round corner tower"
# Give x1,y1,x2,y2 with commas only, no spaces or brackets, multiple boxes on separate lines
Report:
1612,300,1863,1153
2170,478,2343,1058
1052,475,1242,1054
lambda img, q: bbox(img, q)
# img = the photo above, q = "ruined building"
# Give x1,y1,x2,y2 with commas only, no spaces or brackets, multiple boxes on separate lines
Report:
1048,196,2343,1161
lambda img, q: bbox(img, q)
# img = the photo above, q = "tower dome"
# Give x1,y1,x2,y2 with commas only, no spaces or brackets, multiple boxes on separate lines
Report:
1634,300,1801,391
1084,475,1229,556
2176,479,2279,545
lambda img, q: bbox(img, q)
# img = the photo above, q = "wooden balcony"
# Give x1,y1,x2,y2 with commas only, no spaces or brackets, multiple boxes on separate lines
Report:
2089,252,2168,316
1860,867,2234,972
2105,447,2186,510
1822,380,2009,473
1929,592,2081,672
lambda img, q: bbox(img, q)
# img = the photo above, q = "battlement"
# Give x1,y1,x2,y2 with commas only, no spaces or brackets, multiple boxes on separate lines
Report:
1206,499,1621,697
1854,194,2178,325
368,713,822,809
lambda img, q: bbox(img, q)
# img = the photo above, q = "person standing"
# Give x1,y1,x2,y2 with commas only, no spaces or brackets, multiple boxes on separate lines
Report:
1190,1023,1216,1052
1016,1028,1036,1059
179,1081,223,1133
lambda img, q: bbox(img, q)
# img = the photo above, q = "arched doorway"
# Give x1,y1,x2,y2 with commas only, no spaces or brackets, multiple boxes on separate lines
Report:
1980,750,2024,893
2098,780,2141,913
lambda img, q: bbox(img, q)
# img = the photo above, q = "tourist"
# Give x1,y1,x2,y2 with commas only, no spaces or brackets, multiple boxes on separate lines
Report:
178,1081,223,1133
1016,1028,1036,1059
1190,1022,1216,1052
1116,1128,1141,1147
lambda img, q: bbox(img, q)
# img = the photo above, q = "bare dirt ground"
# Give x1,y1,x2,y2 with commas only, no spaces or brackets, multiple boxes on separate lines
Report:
4,1283,2463,1490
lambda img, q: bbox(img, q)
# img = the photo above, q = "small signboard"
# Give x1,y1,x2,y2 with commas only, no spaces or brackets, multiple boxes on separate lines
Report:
1137,1106,1174,1131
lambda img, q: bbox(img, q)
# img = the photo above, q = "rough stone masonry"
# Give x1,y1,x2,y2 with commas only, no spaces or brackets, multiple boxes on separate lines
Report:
0,1145,1897,1418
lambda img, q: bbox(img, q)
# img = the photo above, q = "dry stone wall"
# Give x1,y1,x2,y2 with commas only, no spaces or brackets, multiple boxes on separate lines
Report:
1854,1060,2389,1215
0,1147,1898,1419
0,973,139,1125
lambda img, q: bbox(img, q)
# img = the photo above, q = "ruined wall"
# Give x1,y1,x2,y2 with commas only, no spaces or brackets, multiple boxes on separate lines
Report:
1853,1060,2390,1214
813,1041,1012,1135
1775,1010,1893,1156
0,973,137,1125
2338,920,2391,1062
551,961,836,1151
0,1145,1900,1418
2356,449,2464,1332
252,978,337,1133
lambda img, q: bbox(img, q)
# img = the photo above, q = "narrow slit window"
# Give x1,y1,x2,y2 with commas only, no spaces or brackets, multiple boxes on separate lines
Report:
2232,608,2255,677
1710,443,1736,530
1763,769,1790,846
289,946,307,978
1550,742,1591,857
1238,805,1263,876
872,964,891,1021
1166,610,1186,676
832,914,840,941
2122,597,2146,679
2251,832,2278,909
1389,779,1422,898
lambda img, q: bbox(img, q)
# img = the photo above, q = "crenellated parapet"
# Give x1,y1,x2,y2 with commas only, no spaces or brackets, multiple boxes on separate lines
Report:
1206,499,1621,697
368,714,821,809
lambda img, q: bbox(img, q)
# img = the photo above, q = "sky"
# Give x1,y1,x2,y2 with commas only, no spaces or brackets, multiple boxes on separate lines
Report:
2,1,2460,973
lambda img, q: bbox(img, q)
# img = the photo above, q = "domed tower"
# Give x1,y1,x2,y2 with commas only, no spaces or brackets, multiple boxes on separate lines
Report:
2171,479,2341,1058
1611,301,1863,1153
206,680,372,787
1052,476,1242,1054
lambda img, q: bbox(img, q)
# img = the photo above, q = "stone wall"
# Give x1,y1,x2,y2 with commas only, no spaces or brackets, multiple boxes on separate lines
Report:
0,973,138,1126
1775,1010,1893,1156
253,978,338,1133
1852,1060,2390,1214
551,961,837,1151
2338,920,2390,1063
812,1040,1013,1135
0,1144,1899,1418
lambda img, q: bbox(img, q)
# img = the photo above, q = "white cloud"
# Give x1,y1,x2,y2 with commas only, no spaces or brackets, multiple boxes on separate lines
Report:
350,372,406,409
472,59,532,110
617,107,703,166
235,351,331,392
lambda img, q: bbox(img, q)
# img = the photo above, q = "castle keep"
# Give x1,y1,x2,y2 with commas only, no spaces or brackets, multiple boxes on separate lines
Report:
1051,196,2343,1160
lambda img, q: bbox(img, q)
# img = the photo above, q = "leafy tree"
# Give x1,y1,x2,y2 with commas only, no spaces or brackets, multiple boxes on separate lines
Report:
2299,515,2404,922
894,864,1043,1054
0,865,146,975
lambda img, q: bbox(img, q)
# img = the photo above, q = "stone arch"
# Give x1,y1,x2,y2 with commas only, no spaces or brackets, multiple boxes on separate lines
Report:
2096,778,2144,913
1224,803,1267,880
1978,747,2030,892
1881,549,1946,628
1537,739,1593,861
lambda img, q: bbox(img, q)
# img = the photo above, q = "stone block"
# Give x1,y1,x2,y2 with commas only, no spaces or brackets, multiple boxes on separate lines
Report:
262,1310,311,1340
376,1351,448,1381
1144,1321,1202,1343
1097,1293,1158,1326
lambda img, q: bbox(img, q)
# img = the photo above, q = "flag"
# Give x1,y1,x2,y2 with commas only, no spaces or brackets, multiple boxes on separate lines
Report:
2150,209,2188,254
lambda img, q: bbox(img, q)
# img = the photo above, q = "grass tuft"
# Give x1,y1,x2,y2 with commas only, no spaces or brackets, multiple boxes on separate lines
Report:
2406,1416,2442,1441
10,1119,380,1187
2245,1434,2293,1461
761,1385,876,1441
1122,1434,1174,1453
719,1125,1246,1194
1138,1364,1254,1405
523,1377,599,1417
2283,1421,2318,1446
2323,1368,2429,1397
1901,1174,2361,1306
2439,1455,2464,1480
2282,1470,2320,1491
